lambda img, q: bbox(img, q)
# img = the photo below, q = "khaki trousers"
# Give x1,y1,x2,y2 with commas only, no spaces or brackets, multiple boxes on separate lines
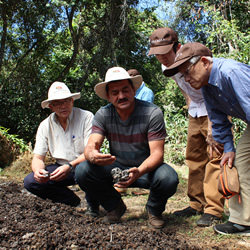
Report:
229,124,250,226
186,115,224,217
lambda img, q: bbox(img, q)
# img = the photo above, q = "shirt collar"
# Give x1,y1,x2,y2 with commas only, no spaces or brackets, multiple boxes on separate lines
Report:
208,58,219,87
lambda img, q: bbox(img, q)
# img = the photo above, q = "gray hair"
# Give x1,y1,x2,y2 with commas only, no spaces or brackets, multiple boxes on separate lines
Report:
189,56,213,64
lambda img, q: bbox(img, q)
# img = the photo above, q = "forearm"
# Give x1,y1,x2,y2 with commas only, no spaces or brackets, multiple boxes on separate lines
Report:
84,143,96,161
137,151,164,177
207,117,212,137
84,133,105,160
70,153,86,168
32,155,46,173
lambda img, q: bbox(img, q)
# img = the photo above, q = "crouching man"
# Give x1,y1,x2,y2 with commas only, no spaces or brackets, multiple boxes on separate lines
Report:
75,67,179,229
24,81,94,207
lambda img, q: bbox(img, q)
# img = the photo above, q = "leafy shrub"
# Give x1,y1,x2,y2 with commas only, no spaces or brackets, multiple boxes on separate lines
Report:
232,117,247,145
0,126,30,168
100,138,110,154
163,102,188,165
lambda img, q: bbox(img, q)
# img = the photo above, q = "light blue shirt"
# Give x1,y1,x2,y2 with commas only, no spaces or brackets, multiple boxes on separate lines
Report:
135,82,154,103
202,58,250,153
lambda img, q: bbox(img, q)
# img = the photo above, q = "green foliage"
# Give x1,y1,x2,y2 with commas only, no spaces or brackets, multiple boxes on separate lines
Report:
195,1,250,63
0,127,30,154
163,0,249,64
0,126,30,168
164,103,188,165
232,118,247,145
162,79,188,165
0,0,163,144
0,0,248,167
100,138,110,154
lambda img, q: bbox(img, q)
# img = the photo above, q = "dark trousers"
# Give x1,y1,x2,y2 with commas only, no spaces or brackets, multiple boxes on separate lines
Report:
75,161,179,216
24,163,78,205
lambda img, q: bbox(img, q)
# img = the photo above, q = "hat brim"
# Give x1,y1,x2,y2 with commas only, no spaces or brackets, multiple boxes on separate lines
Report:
163,57,191,77
41,93,81,109
94,75,143,100
148,44,174,56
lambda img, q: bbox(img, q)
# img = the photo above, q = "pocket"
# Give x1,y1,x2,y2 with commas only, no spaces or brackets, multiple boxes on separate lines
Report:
73,136,84,154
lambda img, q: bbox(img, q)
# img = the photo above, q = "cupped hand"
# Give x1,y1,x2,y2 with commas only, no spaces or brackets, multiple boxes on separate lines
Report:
34,169,50,183
114,167,140,188
49,164,71,181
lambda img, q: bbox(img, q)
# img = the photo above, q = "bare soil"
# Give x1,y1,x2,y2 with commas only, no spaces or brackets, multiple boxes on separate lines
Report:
0,165,250,249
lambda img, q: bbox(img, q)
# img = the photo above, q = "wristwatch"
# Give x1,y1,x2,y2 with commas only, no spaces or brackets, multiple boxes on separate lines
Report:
66,162,74,172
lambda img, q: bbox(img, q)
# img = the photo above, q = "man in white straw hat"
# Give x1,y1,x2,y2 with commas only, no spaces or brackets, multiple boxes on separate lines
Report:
75,66,179,229
24,81,95,208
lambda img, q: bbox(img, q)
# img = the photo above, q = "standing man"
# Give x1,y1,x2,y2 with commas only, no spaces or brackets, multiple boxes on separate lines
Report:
75,66,179,229
24,81,94,207
164,42,250,236
148,27,224,227
127,69,155,103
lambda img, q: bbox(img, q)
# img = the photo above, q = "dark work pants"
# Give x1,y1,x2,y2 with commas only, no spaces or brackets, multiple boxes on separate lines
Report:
75,161,179,216
24,163,78,206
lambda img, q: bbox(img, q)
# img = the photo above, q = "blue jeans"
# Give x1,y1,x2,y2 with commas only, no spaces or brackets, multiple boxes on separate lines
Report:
75,161,179,216
24,163,78,205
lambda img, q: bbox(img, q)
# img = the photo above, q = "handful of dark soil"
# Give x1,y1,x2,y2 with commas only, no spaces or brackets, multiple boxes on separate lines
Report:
111,168,129,183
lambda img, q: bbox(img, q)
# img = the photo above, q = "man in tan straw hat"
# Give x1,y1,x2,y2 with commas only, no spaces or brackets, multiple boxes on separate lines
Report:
24,81,95,209
149,28,225,227
75,66,179,229
164,42,250,236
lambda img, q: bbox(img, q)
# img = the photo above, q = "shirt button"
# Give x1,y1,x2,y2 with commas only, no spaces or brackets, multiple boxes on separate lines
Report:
218,94,221,97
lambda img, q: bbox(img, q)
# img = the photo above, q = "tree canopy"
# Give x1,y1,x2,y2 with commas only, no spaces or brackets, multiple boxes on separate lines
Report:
0,0,249,145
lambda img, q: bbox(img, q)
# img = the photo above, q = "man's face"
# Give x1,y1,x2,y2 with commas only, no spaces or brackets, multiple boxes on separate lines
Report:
178,58,210,89
106,80,135,112
49,97,74,119
155,48,176,67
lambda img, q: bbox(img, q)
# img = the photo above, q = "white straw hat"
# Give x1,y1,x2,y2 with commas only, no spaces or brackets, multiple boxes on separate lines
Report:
94,67,142,100
41,81,81,109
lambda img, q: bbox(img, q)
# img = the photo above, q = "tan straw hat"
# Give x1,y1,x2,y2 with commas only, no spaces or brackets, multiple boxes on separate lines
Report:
163,42,212,77
41,81,80,109
94,67,142,100
148,27,178,56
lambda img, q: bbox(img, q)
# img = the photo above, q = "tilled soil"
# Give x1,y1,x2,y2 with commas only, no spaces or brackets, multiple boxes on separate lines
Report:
0,182,195,249
0,180,249,249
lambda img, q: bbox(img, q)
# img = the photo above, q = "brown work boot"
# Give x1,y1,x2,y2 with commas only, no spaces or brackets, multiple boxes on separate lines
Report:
147,210,165,229
103,199,126,224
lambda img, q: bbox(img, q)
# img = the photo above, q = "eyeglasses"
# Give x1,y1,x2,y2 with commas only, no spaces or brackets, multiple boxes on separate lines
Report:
50,98,72,107
180,57,200,79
